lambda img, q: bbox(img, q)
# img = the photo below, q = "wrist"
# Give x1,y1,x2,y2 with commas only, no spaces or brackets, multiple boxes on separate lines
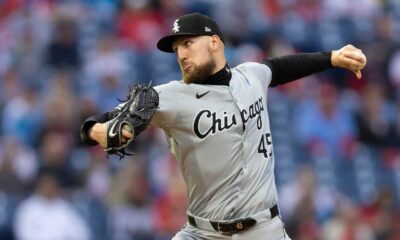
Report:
331,50,338,67
88,123,99,141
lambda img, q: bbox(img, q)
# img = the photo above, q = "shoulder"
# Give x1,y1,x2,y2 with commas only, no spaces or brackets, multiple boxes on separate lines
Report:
153,80,185,102
234,62,271,73
151,81,181,128
154,80,183,92
232,62,272,84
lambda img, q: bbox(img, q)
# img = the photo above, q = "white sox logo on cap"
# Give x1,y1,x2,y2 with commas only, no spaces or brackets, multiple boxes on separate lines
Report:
157,13,225,52
172,19,180,33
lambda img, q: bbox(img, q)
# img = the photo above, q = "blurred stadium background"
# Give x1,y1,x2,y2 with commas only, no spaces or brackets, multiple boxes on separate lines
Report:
0,0,399,239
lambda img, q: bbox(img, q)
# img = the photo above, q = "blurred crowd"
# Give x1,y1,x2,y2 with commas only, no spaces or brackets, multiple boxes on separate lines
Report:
0,0,399,239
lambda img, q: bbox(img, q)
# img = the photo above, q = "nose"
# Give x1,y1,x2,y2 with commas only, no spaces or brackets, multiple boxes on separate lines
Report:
176,46,187,61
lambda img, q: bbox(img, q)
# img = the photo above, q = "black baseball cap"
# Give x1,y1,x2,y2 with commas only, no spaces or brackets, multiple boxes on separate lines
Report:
157,13,225,53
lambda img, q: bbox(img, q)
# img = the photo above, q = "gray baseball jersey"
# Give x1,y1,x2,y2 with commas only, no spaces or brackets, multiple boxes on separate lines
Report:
151,62,277,220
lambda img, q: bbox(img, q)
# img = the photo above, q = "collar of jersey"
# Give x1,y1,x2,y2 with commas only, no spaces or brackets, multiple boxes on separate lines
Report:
201,63,232,86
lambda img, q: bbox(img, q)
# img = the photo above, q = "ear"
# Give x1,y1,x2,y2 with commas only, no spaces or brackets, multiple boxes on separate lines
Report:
209,35,220,51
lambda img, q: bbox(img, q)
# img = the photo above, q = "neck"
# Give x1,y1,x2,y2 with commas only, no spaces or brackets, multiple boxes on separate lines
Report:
211,58,227,75
201,62,232,86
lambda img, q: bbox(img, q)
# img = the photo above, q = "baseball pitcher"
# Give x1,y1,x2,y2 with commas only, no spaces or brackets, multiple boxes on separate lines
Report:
81,13,367,240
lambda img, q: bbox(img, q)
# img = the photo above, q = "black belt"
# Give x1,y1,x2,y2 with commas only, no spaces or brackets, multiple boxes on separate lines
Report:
188,204,279,235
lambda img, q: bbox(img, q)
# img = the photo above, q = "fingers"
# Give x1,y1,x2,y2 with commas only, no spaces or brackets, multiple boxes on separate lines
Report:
342,57,365,71
121,126,134,144
343,51,366,64
343,45,365,79
122,129,133,139
333,44,367,79
353,70,362,79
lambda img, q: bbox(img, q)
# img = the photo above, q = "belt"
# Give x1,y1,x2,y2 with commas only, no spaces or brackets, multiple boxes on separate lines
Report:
187,204,279,235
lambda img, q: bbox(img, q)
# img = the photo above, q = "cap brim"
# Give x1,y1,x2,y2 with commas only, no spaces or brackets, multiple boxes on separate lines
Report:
157,33,200,53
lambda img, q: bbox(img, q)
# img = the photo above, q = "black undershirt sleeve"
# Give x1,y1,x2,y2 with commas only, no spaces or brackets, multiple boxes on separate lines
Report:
262,52,333,87
80,110,118,146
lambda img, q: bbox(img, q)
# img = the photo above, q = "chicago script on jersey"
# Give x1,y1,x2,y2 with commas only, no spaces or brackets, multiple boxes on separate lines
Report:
193,97,264,139
193,110,237,139
240,97,264,130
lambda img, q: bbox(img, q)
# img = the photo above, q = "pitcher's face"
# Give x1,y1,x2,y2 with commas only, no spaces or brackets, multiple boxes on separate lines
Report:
173,35,217,84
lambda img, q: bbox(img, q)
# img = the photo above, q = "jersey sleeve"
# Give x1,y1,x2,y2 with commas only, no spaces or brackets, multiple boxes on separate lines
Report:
151,82,178,129
237,62,273,87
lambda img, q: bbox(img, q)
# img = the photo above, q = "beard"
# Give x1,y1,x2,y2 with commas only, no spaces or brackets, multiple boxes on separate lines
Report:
182,56,216,84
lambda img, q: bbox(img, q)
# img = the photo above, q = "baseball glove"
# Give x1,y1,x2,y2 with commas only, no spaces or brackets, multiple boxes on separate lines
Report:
105,83,159,158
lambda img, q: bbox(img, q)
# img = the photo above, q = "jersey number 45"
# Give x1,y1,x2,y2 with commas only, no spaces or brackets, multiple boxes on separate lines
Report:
258,133,272,158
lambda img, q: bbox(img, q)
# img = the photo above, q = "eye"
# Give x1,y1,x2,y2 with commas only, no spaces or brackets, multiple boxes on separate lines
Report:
184,40,192,47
